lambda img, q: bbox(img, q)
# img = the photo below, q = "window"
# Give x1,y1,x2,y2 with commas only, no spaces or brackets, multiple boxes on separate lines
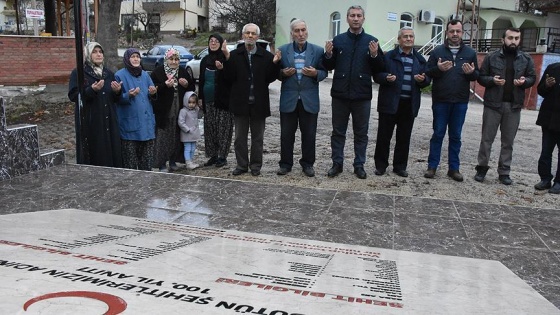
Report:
400,13,413,29
121,14,136,31
148,13,160,34
432,17,444,44
198,0,202,7
331,12,341,38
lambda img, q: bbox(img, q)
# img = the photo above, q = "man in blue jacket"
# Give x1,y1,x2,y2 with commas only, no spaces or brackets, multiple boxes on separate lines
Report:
373,27,431,178
323,5,384,179
424,19,479,182
276,19,328,178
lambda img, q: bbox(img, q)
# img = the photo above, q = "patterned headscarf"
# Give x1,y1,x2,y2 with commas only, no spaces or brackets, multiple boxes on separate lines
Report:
164,48,180,89
85,41,104,78
123,48,143,77
204,33,225,71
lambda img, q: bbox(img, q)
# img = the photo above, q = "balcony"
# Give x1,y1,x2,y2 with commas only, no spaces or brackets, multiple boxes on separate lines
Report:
2,9,16,16
142,0,185,12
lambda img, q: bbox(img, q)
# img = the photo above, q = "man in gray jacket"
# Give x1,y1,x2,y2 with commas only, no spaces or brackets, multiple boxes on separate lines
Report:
474,27,536,185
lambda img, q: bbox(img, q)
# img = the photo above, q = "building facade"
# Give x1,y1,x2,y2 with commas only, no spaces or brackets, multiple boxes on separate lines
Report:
119,0,209,34
275,0,551,53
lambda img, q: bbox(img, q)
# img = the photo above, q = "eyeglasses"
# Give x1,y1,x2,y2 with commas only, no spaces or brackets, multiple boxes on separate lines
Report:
209,39,220,44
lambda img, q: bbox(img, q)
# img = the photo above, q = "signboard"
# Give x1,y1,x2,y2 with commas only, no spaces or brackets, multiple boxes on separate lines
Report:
387,12,397,21
0,209,558,314
25,9,44,19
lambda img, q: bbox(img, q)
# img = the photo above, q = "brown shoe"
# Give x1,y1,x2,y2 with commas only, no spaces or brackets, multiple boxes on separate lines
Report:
447,170,464,182
424,168,436,178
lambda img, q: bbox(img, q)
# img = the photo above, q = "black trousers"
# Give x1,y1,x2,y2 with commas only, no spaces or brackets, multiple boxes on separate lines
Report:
374,99,415,172
279,100,318,169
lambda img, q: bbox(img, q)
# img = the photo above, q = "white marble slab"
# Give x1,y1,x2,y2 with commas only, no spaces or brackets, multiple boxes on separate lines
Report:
0,209,557,315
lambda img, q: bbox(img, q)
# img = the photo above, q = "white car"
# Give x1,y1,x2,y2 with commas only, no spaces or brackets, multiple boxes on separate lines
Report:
186,44,236,81
186,40,271,81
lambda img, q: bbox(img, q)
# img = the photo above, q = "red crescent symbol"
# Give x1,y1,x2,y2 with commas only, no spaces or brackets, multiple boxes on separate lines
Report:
23,291,127,315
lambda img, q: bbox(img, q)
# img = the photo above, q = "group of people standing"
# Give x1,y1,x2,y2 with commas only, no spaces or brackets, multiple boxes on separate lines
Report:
68,4,560,195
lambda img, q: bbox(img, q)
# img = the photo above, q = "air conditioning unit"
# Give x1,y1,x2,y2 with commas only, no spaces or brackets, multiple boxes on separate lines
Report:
419,10,435,23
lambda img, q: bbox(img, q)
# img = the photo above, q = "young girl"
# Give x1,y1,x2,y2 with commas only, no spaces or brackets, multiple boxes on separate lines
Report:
178,91,203,169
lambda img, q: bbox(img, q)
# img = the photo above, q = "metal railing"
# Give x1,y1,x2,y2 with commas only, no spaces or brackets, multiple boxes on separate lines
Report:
418,30,444,56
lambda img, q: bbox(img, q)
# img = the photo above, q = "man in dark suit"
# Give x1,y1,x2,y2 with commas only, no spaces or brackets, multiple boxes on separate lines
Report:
373,27,430,178
222,23,281,176
276,19,327,177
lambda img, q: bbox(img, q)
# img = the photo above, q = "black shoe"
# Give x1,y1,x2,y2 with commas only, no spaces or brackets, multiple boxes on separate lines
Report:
354,166,367,179
215,158,227,167
549,182,560,194
447,170,464,182
393,169,408,177
327,163,343,178
498,175,512,185
474,165,489,182
474,171,486,182
277,167,290,175
251,169,261,176
374,168,386,176
303,166,315,177
204,156,218,167
534,180,552,190
232,168,247,176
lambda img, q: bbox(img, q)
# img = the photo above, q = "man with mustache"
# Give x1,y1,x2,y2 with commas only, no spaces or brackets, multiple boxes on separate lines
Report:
424,19,478,182
474,27,536,185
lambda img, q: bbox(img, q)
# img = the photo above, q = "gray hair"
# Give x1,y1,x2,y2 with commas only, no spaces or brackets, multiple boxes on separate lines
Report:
290,19,307,31
242,23,260,35
398,26,414,38
347,5,365,17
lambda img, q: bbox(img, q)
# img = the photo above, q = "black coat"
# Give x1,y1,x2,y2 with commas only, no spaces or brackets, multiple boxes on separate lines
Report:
537,62,560,132
150,66,195,128
199,54,231,111
223,44,280,118
68,65,122,167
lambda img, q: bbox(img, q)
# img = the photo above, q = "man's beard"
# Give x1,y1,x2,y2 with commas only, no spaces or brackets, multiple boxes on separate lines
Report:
503,44,518,53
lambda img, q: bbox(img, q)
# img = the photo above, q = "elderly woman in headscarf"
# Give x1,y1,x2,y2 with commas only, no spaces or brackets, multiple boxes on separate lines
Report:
114,48,158,171
199,33,233,168
150,47,195,172
68,41,123,167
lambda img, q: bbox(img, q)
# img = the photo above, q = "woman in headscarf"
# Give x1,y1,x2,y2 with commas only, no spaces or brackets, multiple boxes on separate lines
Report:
199,33,233,168
150,47,195,172
68,41,123,167
114,48,158,171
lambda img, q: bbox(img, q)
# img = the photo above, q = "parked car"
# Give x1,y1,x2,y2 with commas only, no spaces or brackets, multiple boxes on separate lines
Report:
140,45,193,72
186,39,271,81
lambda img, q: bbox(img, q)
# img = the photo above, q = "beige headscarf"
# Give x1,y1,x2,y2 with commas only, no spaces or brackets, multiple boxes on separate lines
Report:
85,41,104,78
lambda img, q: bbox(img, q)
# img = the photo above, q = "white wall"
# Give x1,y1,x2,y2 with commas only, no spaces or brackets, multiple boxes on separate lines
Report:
276,0,539,50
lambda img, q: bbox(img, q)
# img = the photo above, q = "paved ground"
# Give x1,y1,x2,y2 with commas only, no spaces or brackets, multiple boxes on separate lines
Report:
2,78,559,210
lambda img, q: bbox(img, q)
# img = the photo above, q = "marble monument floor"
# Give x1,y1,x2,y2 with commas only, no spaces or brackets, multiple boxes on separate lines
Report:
0,164,559,314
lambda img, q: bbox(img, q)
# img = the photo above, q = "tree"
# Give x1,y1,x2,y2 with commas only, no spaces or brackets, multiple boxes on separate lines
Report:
519,0,560,13
211,0,276,42
97,0,122,71
134,0,172,36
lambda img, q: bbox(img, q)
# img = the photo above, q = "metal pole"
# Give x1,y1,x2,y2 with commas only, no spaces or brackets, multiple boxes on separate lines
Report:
73,0,85,164
131,0,135,47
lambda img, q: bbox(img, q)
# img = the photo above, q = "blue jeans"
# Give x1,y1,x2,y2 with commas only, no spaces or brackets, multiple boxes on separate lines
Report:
183,141,197,161
538,127,560,183
428,102,468,171
331,97,371,167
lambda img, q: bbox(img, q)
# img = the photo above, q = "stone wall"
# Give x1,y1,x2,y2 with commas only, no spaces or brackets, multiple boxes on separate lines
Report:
0,35,76,86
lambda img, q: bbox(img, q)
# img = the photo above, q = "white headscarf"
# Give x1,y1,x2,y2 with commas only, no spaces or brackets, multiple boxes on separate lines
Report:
85,41,104,78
